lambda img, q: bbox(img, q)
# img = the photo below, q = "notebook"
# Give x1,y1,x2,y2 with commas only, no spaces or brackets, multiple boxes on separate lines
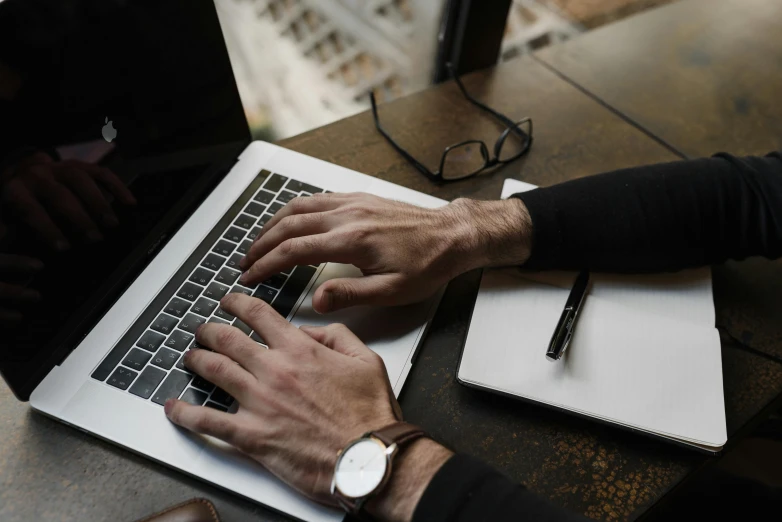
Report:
456,179,727,453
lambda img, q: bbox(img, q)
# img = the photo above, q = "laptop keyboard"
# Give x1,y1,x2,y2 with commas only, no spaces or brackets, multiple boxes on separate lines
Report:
91,171,325,411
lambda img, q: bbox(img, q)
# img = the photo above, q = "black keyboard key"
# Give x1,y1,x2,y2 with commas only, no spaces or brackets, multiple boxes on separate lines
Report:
128,366,166,399
137,330,166,352
253,285,277,303
213,240,236,257
165,329,194,352
276,190,297,204
223,226,246,243
107,367,137,390
230,285,253,296
254,189,275,204
122,348,152,371
180,388,209,406
226,253,244,270
150,314,178,335
210,387,235,407
205,401,228,412
189,267,215,286
201,253,226,271
268,202,284,214
177,282,203,302
203,282,230,301
179,313,207,334
237,240,253,255
191,375,215,393
258,214,273,227
247,227,262,241
152,347,181,370
164,297,191,318
263,173,288,192
215,267,241,286
208,317,230,325
262,274,287,289
92,343,133,381
285,179,323,193
232,319,252,335
273,265,317,318
251,331,265,344
234,213,255,230
151,370,192,405
191,297,218,318
214,307,235,321
245,202,265,217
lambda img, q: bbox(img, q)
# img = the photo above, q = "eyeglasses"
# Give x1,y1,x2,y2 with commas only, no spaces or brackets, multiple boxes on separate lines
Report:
370,64,533,182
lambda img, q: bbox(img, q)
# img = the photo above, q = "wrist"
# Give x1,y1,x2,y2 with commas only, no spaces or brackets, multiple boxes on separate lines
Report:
364,438,453,522
446,197,533,271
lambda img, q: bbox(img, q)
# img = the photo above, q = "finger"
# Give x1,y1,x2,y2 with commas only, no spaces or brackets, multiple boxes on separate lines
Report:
0,254,44,274
238,233,352,286
60,166,119,228
164,399,240,444
220,293,312,349
184,347,257,401
95,167,137,205
241,211,333,271
2,179,70,251
195,323,266,373
313,274,399,313
35,173,103,242
255,194,349,244
0,282,41,304
298,323,366,358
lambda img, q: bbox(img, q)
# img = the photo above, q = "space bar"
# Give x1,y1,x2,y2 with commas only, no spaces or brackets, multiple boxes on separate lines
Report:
272,265,317,319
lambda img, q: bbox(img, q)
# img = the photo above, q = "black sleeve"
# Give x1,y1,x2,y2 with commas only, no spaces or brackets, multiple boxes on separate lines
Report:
513,152,782,272
412,454,589,522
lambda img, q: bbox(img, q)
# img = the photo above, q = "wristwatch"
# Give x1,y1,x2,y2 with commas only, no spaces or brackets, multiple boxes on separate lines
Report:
331,421,427,515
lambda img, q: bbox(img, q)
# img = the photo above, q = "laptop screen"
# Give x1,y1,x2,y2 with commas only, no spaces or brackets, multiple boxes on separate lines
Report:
0,0,251,399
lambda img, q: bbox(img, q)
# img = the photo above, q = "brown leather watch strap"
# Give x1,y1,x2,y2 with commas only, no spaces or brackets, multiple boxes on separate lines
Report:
369,421,426,447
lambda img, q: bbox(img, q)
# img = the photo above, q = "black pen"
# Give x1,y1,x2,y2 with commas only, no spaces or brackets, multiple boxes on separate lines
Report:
546,270,590,361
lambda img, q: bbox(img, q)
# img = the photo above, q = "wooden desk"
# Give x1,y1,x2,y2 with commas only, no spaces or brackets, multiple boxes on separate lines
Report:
1,53,779,521
535,0,782,159
535,0,782,362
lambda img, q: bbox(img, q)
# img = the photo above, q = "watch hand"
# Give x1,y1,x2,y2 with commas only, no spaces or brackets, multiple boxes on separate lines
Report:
358,451,384,471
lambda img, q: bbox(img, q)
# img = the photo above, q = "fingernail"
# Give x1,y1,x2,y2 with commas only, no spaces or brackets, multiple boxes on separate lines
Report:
86,230,103,242
102,213,119,228
238,258,248,270
164,399,174,416
318,291,332,314
238,273,249,285
54,240,70,252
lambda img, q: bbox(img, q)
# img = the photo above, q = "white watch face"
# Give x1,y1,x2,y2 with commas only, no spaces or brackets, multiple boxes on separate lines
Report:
334,439,388,498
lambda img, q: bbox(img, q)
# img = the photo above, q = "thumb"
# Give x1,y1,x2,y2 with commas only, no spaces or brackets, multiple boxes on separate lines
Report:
313,274,396,313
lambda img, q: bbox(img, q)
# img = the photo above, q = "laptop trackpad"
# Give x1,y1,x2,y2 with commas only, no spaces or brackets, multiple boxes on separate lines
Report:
290,263,437,387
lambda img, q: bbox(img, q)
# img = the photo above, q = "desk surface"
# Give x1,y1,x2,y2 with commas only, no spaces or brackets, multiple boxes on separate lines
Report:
536,0,782,159
2,15,782,522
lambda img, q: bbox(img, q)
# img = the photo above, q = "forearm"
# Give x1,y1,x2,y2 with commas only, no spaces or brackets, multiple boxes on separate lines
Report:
365,438,453,522
461,152,782,273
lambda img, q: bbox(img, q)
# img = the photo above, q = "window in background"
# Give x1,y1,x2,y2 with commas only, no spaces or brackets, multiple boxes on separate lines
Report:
215,0,446,141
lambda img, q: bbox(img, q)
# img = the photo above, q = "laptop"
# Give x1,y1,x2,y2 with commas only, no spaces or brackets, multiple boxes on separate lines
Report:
0,1,444,520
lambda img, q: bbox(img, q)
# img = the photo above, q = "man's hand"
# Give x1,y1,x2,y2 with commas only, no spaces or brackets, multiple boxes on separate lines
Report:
165,293,401,502
239,192,533,313
1,152,136,250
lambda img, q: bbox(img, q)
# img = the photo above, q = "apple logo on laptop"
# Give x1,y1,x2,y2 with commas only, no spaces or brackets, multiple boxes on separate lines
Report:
102,117,117,143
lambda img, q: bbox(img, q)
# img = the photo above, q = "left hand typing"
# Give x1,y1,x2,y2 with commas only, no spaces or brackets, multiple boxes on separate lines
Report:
164,293,401,503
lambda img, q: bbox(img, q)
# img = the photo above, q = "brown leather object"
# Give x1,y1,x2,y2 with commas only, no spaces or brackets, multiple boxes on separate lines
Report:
133,498,221,522
370,422,426,447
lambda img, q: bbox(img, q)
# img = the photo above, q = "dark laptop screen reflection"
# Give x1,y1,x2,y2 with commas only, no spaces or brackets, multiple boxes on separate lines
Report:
0,0,250,397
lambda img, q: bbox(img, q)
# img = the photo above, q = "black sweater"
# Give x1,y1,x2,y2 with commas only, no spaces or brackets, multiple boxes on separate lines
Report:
412,151,782,522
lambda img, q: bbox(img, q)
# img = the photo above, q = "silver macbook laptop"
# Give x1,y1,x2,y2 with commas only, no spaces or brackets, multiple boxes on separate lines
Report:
0,1,443,520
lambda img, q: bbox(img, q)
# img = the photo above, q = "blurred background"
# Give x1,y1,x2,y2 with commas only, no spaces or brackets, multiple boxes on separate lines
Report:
214,0,675,141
